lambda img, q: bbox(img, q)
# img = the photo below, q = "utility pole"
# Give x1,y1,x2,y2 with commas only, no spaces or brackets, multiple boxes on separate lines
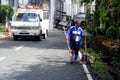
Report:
71,0,74,18
14,0,18,13
49,0,55,30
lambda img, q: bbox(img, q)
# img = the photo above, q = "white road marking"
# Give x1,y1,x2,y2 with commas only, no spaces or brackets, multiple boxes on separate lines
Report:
0,57,6,62
82,64,90,73
15,46,24,51
86,73,93,80
82,64,93,80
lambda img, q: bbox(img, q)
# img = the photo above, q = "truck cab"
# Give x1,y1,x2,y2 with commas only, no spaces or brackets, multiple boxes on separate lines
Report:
11,5,49,40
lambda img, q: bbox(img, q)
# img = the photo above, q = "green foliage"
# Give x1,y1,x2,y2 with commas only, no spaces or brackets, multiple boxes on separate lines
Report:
92,61,108,72
111,48,120,69
106,25,117,39
87,48,113,80
0,26,7,32
92,61,111,80
85,25,94,34
88,48,102,63
82,0,120,39
0,4,13,24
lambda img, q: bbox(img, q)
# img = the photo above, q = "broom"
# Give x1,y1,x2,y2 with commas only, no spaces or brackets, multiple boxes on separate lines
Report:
81,34,90,64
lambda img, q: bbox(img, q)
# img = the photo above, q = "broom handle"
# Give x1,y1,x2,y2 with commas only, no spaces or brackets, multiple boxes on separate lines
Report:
63,27,71,52
84,33,87,53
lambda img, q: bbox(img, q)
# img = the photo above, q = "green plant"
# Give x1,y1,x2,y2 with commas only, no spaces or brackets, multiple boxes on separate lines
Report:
85,25,94,34
87,48,113,80
0,26,7,32
106,25,117,39
0,4,13,24
87,48,102,63
88,48,96,63
111,48,120,69
91,0,120,39
92,61,112,80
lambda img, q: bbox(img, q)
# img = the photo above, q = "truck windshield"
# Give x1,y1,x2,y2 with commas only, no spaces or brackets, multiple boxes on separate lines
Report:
14,13,38,22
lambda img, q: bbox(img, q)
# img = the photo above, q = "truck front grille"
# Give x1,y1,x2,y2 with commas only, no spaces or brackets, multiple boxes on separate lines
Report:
18,27,32,30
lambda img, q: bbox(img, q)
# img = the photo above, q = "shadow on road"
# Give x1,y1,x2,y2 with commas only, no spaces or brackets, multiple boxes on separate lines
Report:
0,33,68,50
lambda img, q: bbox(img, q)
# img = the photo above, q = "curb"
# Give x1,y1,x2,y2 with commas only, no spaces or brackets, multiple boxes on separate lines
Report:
78,52,94,80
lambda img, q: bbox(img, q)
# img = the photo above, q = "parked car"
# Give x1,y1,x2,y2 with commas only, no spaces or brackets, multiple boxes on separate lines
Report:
55,15,71,30
74,13,86,27
75,13,86,21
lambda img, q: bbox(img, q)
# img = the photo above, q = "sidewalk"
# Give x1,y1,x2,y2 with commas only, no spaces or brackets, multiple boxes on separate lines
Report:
0,32,7,40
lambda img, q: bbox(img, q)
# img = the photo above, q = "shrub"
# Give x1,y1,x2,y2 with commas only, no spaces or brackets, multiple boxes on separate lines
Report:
88,48,113,80
0,26,7,32
92,61,111,80
0,4,13,24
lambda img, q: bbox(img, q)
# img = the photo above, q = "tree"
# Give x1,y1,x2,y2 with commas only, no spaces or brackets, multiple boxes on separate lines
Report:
80,0,120,39
0,4,13,24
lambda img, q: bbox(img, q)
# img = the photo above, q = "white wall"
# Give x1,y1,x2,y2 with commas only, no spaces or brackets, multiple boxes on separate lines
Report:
79,4,85,13
63,0,72,16
73,4,78,15
1,0,9,5
13,0,18,12
19,0,28,5
63,0,86,17
79,0,96,14
91,0,95,13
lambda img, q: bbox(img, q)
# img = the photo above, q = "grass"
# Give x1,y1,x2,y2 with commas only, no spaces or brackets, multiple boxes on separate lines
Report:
88,48,113,80
0,26,7,32
92,61,111,80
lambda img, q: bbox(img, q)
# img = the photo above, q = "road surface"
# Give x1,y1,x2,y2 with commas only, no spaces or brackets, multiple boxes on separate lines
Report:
0,31,89,80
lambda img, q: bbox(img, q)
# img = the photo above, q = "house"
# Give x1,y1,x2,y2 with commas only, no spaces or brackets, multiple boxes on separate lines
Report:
54,0,64,21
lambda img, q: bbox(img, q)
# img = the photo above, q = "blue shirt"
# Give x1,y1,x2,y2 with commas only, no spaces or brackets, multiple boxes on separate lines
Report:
66,26,84,48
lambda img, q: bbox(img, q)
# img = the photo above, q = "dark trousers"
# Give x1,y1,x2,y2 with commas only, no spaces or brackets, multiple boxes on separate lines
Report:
70,46,80,61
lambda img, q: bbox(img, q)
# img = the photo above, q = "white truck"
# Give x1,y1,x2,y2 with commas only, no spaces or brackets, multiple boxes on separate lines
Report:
11,5,49,40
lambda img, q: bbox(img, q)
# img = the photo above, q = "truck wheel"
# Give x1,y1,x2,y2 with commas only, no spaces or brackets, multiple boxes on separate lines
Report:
42,34,45,39
36,35,41,41
13,36,18,41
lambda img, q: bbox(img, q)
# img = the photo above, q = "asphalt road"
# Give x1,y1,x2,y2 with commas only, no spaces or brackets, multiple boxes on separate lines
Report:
0,31,88,80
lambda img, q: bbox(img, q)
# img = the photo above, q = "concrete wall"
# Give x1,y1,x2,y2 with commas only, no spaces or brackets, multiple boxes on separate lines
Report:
73,0,96,14
63,0,72,16
1,0,8,5
18,0,28,5
63,0,85,18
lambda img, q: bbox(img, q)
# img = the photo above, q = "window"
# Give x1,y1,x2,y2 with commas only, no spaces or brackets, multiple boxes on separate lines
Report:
29,0,41,5
9,0,14,7
14,13,38,22
43,12,49,19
